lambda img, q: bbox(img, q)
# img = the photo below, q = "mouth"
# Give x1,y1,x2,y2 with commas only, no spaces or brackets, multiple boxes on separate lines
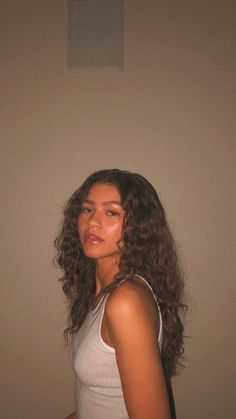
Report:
84,233,104,244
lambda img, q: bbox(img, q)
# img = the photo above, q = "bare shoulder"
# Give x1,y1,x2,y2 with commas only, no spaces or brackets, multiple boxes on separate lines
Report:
104,278,170,418
105,277,159,328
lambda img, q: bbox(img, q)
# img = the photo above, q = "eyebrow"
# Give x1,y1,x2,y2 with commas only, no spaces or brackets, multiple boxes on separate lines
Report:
83,199,122,206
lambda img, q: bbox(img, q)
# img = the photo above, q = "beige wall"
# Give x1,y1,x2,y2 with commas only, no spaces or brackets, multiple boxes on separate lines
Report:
1,1,235,418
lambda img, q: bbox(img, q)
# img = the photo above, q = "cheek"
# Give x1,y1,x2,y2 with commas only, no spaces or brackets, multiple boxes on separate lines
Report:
108,221,123,239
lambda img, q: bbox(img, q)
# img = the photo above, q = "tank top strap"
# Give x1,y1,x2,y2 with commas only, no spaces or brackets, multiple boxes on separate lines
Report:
134,274,159,307
110,274,163,346
94,275,161,311
91,292,110,316
92,275,163,349
134,274,163,347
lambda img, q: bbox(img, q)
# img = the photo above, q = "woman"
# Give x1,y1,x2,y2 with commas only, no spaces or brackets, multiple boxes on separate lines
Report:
55,169,187,419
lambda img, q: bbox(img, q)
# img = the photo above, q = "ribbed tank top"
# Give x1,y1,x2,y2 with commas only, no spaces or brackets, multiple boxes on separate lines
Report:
69,275,163,419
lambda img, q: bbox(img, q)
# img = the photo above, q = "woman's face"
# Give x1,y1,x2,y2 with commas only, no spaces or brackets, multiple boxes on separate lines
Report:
77,183,125,261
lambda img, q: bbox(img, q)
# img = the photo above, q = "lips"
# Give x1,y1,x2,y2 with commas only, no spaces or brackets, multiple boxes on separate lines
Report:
84,233,104,244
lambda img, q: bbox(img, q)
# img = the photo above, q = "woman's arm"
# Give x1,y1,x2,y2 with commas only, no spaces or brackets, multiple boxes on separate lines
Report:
105,281,171,419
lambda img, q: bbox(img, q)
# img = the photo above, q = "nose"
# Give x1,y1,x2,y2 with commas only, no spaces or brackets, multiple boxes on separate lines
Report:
88,210,102,227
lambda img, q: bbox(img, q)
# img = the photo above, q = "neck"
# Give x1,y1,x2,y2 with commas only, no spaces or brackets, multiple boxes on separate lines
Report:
95,255,120,295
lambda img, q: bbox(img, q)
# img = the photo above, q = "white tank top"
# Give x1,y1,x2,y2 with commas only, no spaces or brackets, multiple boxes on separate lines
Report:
69,275,163,419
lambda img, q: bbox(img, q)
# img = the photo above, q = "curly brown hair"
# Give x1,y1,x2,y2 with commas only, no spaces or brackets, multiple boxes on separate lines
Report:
54,169,187,379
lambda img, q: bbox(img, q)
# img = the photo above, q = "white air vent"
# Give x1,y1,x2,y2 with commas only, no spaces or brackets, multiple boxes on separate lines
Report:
68,0,124,71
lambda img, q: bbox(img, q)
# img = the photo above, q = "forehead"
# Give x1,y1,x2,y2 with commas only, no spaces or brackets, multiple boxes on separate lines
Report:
86,183,121,202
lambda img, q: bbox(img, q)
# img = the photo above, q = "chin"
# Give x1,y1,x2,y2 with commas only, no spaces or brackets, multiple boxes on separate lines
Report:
83,249,100,259
82,247,120,260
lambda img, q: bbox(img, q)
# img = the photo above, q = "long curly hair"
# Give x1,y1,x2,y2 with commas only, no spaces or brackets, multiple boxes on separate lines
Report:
54,169,187,379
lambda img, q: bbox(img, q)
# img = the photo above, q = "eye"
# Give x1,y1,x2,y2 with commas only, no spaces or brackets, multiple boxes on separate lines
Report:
80,207,93,213
106,210,120,216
